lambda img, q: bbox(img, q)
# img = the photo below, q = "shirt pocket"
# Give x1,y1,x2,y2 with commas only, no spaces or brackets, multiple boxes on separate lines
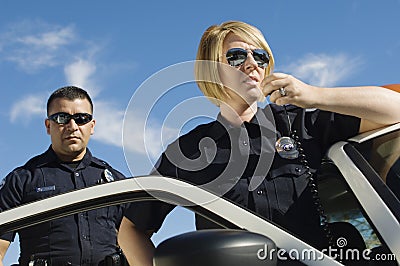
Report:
268,164,309,214
96,205,122,229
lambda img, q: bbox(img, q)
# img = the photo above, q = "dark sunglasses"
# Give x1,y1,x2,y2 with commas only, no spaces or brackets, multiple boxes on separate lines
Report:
48,112,93,125
226,48,270,69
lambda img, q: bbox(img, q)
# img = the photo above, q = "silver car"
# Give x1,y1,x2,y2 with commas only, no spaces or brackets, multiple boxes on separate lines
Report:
1,123,399,265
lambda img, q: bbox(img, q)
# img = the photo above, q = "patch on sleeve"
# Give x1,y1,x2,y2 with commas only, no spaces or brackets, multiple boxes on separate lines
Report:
103,169,115,182
0,178,5,190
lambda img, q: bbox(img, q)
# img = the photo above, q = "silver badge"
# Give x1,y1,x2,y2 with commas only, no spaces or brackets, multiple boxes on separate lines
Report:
275,136,299,159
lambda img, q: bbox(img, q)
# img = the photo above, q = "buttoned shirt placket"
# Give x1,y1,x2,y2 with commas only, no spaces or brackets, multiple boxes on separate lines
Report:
71,164,92,265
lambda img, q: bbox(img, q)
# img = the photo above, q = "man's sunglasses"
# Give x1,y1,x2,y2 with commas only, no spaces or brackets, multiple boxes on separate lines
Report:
48,112,93,125
225,48,270,69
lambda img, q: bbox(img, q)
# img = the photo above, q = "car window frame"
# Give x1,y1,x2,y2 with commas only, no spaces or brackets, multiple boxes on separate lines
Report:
327,135,400,261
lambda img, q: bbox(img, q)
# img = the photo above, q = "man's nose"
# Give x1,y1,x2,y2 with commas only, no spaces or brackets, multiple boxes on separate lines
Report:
65,118,79,131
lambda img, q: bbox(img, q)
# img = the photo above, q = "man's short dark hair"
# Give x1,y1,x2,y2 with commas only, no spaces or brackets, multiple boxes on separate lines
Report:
47,86,94,115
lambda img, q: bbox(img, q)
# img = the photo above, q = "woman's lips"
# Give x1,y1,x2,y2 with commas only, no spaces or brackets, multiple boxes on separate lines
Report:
243,77,259,86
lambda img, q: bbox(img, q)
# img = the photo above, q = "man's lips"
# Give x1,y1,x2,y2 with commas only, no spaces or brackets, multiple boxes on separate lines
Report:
65,136,80,141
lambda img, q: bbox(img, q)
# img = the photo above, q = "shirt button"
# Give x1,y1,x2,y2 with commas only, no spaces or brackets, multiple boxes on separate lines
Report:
242,141,248,146
75,172,80,177
257,190,263,195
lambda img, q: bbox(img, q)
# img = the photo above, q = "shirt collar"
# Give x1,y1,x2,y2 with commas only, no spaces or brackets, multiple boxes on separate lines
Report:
208,107,277,141
37,146,94,169
269,104,299,137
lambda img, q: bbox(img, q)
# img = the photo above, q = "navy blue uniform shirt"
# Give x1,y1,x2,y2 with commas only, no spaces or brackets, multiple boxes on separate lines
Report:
0,147,126,266
124,104,361,249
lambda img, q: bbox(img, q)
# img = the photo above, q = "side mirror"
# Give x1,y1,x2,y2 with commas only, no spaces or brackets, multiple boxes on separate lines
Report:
154,229,277,266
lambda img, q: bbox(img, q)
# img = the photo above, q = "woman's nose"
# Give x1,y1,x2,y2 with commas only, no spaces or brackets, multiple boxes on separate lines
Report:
243,52,258,70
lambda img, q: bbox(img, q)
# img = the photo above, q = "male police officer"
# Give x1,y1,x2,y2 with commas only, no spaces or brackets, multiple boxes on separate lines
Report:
0,86,126,266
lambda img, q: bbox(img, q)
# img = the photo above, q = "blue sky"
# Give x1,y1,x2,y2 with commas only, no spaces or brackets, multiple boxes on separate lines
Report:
1,0,399,264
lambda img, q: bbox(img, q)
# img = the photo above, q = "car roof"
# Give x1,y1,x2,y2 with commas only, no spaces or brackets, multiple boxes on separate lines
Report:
349,122,400,143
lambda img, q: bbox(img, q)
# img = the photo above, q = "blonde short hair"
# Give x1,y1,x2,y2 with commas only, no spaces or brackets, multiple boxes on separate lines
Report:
195,21,275,106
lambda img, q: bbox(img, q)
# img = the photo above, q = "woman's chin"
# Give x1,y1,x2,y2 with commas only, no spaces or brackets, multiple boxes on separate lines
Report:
257,93,266,102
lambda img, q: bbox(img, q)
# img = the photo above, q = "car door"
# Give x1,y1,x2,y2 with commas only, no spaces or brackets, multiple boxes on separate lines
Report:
323,123,400,264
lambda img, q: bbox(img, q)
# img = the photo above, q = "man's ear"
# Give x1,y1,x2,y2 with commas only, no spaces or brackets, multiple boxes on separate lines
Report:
91,119,96,135
45,119,51,135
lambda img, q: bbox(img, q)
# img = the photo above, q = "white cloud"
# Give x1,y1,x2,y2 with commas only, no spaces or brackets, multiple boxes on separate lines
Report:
93,103,178,159
9,95,46,124
18,26,75,50
285,53,362,87
121,111,177,176
122,109,179,176
0,20,77,72
91,101,125,147
122,110,178,159
64,59,99,98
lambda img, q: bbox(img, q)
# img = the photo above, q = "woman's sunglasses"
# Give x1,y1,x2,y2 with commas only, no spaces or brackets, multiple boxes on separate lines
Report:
48,112,93,125
225,48,270,69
